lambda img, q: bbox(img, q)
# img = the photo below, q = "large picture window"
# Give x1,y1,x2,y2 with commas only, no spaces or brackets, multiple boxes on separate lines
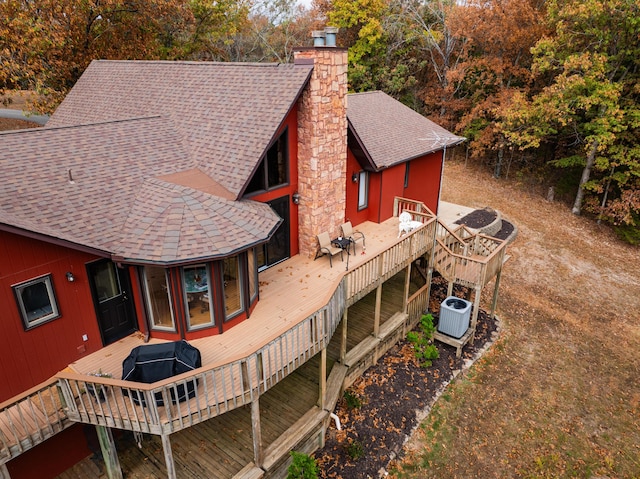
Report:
143,266,175,331
182,264,215,330
223,256,243,320
245,129,289,194
13,274,60,330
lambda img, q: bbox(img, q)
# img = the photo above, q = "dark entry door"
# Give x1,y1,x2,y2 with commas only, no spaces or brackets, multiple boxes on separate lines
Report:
258,195,290,270
87,260,137,345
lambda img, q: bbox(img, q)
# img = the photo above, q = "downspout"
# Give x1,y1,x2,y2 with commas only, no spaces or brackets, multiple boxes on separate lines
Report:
437,146,447,216
330,412,342,430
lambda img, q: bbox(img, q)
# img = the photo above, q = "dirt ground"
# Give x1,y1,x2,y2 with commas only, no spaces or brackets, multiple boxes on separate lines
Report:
391,158,640,478
315,157,639,479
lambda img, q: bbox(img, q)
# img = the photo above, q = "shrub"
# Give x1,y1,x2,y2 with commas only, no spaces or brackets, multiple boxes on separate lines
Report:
287,451,318,479
343,389,362,409
407,313,440,367
346,439,365,460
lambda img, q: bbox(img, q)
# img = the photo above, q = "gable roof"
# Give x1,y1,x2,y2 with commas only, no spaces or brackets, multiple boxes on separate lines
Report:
0,116,281,264
48,60,313,198
347,91,465,170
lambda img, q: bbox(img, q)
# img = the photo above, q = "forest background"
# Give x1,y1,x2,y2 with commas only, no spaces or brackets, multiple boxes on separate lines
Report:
1,0,639,242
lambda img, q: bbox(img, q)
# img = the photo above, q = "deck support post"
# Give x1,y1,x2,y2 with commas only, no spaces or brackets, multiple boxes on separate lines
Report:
373,283,382,338
446,281,454,297
403,262,412,314
251,397,264,467
96,425,123,479
160,433,176,479
340,307,348,364
1,463,11,479
490,269,502,319
319,347,327,409
470,285,482,340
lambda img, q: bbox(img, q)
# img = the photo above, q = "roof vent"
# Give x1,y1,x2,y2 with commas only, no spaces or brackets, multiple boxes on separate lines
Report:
312,30,326,47
324,27,339,47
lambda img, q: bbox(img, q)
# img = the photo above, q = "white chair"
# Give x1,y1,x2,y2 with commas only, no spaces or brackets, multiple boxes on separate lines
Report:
341,221,365,254
315,232,343,267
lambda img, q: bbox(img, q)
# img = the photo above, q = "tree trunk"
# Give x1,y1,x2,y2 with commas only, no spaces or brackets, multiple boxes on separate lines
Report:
572,139,599,215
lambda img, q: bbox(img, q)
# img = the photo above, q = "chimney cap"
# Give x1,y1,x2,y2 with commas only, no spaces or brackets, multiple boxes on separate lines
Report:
324,26,339,34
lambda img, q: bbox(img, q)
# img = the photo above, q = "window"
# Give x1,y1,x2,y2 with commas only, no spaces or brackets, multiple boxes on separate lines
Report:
404,162,410,188
143,266,175,331
182,264,214,330
357,171,369,210
245,129,289,194
223,256,244,320
248,249,258,301
13,274,60,330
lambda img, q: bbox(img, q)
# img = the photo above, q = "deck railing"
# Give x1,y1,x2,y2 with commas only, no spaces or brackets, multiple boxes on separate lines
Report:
0,378,70,464
56,283,346,435
4,196,505,457
433,226,506,289
56,213,439,435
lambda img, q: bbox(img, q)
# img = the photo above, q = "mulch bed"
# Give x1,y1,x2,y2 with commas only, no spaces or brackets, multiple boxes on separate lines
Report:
454,207,497,228
314,276,498,478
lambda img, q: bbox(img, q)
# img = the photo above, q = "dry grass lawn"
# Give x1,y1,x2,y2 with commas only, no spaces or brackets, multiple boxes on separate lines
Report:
392,158,640,478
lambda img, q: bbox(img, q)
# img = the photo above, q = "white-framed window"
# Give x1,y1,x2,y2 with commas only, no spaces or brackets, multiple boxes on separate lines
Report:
182,264,215,330
142,266,176,331
357,171,369,210
13,274,60,330
223,256,244,320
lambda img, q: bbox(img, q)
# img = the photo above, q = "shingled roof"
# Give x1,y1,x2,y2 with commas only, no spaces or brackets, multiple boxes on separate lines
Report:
0,116,281,264
48,60,314,198
347,91,465,170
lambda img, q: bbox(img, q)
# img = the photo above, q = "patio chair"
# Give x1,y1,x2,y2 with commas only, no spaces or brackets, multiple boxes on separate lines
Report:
341,221,365,254
315,231,343,267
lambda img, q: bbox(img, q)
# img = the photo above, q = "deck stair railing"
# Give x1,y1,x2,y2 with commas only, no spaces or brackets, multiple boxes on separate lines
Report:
0,378,71,465
432,220,506,289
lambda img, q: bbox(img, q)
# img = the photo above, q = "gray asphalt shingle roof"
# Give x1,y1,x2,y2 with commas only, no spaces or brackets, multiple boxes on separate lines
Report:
0,115,281,263
347,91,465,170
48,60,313,198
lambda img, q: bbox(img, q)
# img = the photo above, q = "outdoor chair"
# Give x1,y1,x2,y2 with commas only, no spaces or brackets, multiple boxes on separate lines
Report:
341,221,365,254
315,231,343,267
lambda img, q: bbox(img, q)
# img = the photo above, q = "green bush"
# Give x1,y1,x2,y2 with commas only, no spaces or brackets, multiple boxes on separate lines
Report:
407,314,440,367
343,389,362,409
287,451,318,479
346,439,365,460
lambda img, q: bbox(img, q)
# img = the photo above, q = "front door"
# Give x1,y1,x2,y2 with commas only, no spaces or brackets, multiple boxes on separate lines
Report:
87,260,138,345
258,195,290,270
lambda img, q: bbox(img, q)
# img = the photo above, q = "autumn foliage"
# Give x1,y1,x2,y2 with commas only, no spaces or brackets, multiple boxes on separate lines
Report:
1,0,638,240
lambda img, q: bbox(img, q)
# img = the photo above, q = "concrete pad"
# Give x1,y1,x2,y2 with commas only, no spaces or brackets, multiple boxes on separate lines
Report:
437,201,475,228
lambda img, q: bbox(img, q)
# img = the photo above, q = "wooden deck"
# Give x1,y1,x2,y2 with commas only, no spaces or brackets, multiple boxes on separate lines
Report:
56,272,417,479
3,199,513,478
68,217,405,379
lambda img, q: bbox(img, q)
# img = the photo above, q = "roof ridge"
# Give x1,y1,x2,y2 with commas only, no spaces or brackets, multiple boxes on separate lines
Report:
93,59,299,68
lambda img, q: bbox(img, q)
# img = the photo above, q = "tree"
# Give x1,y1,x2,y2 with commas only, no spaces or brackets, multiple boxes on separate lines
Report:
0,0,199,112
503,0,639,224
446,0,547,176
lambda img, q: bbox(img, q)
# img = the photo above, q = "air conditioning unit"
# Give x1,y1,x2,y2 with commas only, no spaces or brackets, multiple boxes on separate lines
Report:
438,296,472,339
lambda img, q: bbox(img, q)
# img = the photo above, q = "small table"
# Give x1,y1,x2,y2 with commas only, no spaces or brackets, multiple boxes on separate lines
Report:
331,237,353,270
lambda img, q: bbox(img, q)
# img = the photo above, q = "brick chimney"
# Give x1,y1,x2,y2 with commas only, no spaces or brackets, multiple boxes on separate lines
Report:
294,27,348,258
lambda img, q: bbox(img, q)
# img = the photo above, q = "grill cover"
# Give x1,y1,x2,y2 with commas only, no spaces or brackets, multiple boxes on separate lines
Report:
122,340,202,406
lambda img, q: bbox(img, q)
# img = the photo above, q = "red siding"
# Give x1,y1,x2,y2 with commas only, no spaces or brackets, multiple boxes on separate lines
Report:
6,424,93,479
249,105,300,257
0,231,105,402
345,149,444,226
403,151,443,213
